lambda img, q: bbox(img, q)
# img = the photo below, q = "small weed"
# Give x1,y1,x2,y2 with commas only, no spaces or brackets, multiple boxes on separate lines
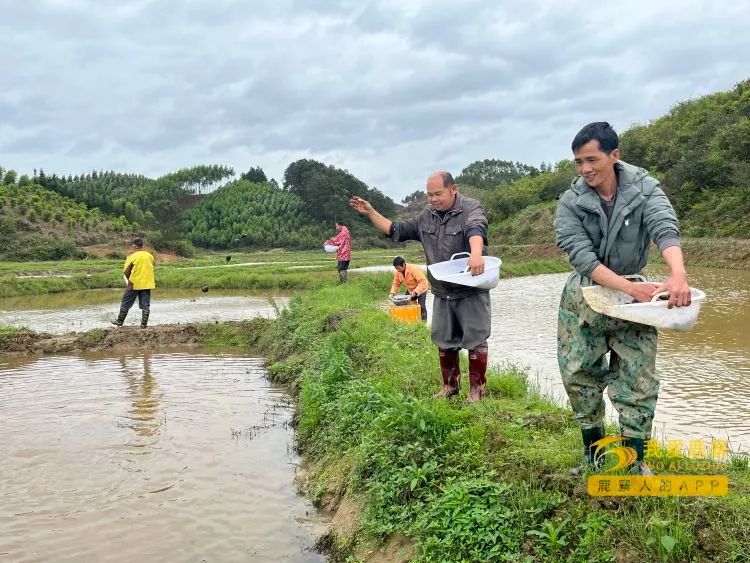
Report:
527,517,570,556
645,516,677,562
86,328,105,345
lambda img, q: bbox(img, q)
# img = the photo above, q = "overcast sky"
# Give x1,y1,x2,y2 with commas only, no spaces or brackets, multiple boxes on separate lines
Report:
2,0,749,202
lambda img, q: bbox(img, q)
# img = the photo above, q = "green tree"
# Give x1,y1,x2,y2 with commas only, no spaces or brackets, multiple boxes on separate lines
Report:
3,170,18,185
240,166,267,183
283,159,396,225
402,189,425,205
456,159,538,190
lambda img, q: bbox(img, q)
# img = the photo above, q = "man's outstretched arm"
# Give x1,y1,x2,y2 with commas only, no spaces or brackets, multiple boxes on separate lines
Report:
350,196,392,234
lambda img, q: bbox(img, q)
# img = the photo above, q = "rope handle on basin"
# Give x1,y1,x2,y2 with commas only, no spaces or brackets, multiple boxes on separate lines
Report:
624,274,649,283
651,291,670,302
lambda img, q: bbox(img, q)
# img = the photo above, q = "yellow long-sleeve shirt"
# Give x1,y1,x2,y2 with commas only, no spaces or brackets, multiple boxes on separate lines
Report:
390,263,428,295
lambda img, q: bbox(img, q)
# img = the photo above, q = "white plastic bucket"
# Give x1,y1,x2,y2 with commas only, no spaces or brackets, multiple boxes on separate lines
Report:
427,252,502,290
323,244,339,253
581,281,706,331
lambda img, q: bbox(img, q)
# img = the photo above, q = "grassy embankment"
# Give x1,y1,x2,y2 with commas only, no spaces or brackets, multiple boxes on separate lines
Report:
0,247,570,299
247,274,749,562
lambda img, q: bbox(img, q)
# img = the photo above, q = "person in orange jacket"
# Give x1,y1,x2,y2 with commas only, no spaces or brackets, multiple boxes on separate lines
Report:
390,256,429,321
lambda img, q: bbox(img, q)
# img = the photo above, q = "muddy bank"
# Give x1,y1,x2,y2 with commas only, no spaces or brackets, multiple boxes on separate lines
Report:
0,319,269,356
295,463,415,563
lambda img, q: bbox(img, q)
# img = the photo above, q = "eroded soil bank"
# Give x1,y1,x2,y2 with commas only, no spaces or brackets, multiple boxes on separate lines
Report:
0,319,268,356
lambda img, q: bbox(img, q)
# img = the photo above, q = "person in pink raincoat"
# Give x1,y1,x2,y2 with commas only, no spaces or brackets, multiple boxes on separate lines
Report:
324,222,352,283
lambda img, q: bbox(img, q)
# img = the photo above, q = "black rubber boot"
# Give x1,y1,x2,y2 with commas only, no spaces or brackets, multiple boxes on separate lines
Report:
625,437,654,475
111,308,128,327
140,309,150,328
339,270,348,283
570,425,605,475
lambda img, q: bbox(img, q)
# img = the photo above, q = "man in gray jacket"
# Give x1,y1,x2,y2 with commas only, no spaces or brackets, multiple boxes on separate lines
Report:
554,122,692,475
351,171,491,402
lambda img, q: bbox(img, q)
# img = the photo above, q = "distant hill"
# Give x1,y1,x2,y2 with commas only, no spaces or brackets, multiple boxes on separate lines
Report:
34,165,235,234
10,159,401,251
184,160,402,250
0,183,133,260
183,180,325,248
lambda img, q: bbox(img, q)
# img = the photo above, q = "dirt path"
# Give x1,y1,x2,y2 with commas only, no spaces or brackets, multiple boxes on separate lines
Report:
0,321,259,356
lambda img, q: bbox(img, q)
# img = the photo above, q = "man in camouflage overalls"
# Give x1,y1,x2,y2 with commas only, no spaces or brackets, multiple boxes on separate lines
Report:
554,122,692,475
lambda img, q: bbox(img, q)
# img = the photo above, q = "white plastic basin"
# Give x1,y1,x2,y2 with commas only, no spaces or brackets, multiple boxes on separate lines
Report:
390,295,412,306
323,244,339,253
582,282,706,331
428,252,502,290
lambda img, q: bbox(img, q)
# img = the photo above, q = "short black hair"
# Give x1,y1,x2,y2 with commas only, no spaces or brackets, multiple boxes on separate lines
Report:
133,238,144,248
439,171,455,188
571,122,619,154
393,256,405,268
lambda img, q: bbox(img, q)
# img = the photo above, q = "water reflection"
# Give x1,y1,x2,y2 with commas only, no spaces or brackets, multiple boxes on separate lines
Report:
119,353,163,439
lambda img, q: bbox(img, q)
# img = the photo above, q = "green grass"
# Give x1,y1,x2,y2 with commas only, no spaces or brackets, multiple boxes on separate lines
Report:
256,275,750,562
197,318,272,348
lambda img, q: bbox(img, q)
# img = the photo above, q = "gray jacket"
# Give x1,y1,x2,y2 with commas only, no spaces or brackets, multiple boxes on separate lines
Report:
554,160,680,281
390,194,488,299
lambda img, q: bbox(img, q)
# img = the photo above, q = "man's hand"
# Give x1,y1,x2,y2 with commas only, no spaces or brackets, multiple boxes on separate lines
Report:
409,290,416,298
653,272,691,308
467,253,485,276
627,281,661,303
389,293,395,298
350,196,374,216
127,281,134,290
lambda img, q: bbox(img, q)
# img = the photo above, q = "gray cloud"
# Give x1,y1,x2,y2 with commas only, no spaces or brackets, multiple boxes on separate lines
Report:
1,0,748,201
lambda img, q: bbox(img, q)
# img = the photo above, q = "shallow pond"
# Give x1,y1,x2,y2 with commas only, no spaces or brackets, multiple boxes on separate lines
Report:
0,349,326,562
0,289,289,334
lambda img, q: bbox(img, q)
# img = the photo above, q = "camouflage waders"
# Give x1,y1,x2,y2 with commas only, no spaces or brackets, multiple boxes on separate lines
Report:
558,274,659,439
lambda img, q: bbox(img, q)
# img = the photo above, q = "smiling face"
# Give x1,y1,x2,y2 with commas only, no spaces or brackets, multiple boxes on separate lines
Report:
426,175,457,211
574,140,620,191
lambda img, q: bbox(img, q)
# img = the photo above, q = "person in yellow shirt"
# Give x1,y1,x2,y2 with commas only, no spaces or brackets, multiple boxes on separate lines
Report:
112,239,156,328
390,256,429,321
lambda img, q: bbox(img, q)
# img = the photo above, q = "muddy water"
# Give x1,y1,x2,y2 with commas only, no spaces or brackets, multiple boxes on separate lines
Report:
0,289,289,334
0,349,326,562
486,267,750,449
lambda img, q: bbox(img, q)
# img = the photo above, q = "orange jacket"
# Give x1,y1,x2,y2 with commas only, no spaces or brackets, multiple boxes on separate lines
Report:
390,263,428,295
